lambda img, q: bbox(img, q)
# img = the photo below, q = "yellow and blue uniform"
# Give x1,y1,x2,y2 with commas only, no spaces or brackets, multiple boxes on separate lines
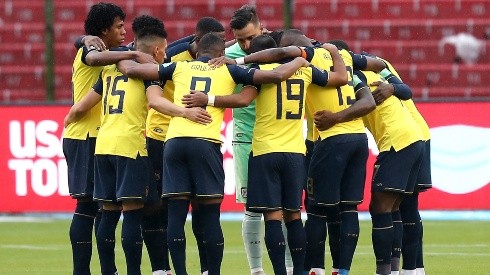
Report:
92,62,151,202
303,47,370,206
246,61,329,212
355,70,424,193
153,57,256,197
63,46,103,198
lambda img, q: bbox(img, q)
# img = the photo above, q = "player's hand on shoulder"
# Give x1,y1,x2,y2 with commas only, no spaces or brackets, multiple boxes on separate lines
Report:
208,56,235,68
183,107,212,125
182,90,208,108
84,35,106,51
314,110,340,131
371,81,394,105
134,51,158,64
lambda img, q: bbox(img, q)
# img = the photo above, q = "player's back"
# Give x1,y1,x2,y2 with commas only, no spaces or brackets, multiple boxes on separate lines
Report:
165,58,239,142
252,63,315,157
65,47,103,139
358,70,423,152
95,64,148,158
146,43,195,141
306,47,365,140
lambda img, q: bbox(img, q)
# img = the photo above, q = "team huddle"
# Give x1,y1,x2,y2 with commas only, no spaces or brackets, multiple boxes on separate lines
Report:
63,2,431,275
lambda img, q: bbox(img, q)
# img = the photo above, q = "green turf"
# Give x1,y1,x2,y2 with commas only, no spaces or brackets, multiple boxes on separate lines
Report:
0,219,489,274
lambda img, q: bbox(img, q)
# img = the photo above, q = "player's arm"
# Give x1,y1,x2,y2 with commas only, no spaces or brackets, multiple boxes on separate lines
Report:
167,34,195,48
209,46,304,67
182,86,259,108
85,47,156,67
352,53,386,72
313,74,375,131
371,68,412,105
321,43,348,86
64,79,103,127
252,57,310,84
117,60,168,81
146,83,212,124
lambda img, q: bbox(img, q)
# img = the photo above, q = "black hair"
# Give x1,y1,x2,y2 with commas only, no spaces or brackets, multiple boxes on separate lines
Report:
328,39,351,51
132,15,165,37
196,17,225,35
269,30,284,47
198,33,225,55
249,34,277,54
84,2,126,36
280,29,311,47
229,4,259,30
137,26,168,40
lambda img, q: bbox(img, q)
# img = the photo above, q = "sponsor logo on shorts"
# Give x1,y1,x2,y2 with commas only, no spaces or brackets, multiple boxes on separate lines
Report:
241,187,247,198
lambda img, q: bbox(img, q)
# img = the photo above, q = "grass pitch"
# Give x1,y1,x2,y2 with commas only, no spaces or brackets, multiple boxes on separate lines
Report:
0,219,489,274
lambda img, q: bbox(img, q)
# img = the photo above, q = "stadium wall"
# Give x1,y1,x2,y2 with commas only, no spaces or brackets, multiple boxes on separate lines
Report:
1,102,490,213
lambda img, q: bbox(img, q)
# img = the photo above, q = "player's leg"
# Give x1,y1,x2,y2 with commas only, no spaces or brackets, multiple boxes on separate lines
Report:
116,154,151,275
191,201,209,274
399,193,421,274
64,137,100,275
93,154,121,275
337,135,368,275
234,142,266,275
145,137,170,274
280,153,307,275
162,138,194,275
190,139,227,275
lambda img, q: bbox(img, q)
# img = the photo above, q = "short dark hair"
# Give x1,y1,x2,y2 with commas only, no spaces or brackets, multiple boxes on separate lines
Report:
84,2,125,36
132,15,165,37
137,26,168,40
328,39,351,51
198,33,225,54
196,17,225,35
249,34,277,54
229,4,259,30
268,30,284,46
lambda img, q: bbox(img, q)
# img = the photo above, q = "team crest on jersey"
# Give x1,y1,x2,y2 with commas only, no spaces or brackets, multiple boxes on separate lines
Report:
153,127,163,133
241,187,247,198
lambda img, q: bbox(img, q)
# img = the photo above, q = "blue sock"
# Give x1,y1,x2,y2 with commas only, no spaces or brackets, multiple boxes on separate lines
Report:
416,220,424,268
192,206,208,273
400,195,421,270
167,199,190,275
304,208,327,270
391,210,403,272
371,213,393,275
339,269,349,275
122,208,144,275
70,201,99,275
326,206,341,270
142,210,166,272
96,209,121,275
285,219,306,275
199,203,224,275
264,219,287,275
339,204,359,271
160,206,171,271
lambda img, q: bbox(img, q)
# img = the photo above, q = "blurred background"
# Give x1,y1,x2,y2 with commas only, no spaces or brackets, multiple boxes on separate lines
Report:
1,0,490,214
1,0,489,103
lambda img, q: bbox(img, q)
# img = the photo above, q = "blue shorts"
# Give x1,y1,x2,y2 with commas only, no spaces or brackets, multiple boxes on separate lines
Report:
372,141,424,194
147,137,165,204
93,154,151,203
307,134,368,206
162,138,224,198
246,152,304,212
416,140,432,192
63,137,96,198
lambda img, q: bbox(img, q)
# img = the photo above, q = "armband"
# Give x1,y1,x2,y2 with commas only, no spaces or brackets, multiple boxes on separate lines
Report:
207,94,216,106
235,57,245,65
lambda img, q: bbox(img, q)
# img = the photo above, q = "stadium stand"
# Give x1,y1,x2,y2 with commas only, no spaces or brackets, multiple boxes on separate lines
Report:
1,0,489,102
